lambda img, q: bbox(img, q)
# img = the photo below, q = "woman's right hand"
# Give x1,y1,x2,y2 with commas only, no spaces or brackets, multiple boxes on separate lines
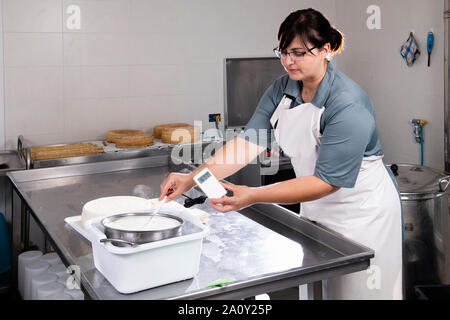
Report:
159,172,195,202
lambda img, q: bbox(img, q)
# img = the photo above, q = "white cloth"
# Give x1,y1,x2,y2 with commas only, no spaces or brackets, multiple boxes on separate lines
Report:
271,97,403,300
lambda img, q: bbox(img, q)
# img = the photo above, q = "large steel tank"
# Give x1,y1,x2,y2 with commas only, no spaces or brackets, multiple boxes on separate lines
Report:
390,164,450,299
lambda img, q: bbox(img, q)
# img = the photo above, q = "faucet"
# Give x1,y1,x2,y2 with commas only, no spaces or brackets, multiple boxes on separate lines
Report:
411,119,428,143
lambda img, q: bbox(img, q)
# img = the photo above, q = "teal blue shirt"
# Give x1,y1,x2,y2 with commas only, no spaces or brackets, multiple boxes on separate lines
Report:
244,62,383,188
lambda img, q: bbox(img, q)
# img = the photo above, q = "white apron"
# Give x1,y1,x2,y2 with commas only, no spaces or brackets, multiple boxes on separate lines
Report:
270,96,403,300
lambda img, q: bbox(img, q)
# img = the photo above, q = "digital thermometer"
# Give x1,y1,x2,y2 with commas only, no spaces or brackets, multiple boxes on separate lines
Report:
193,168,227,199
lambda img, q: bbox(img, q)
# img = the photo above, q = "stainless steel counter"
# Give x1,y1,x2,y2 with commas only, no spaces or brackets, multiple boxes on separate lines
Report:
17,134,223,169
7,155,374,300
0,150,26,250
0,150,25,176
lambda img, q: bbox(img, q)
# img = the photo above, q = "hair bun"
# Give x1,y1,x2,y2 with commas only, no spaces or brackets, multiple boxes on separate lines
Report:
329,27,344,54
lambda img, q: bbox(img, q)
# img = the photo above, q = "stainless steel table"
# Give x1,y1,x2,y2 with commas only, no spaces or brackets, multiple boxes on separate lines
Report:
7,154,374,300
0,150,26,289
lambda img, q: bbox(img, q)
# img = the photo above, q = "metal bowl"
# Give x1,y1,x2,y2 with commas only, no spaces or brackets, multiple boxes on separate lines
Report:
100,212,184,247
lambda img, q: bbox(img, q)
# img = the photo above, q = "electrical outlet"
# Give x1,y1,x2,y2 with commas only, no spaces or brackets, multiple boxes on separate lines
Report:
209,113,221,122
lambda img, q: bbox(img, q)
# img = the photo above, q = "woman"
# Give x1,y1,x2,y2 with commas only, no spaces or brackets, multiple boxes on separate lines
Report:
160,8,403,300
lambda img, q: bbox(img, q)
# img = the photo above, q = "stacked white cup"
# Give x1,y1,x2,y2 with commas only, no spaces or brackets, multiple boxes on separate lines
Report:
31,273,58,300
23,260,50,300
18,250,43,298
46,293,74,300
19,251,84,300
48,263,67,278
36,282,66,300
40,252,61,266
64,287,84,300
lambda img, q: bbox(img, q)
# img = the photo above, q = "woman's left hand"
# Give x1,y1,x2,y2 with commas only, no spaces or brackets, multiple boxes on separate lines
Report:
209,182,256,213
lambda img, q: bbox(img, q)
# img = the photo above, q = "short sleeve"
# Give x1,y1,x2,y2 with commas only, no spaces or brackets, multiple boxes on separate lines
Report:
315,103,376,188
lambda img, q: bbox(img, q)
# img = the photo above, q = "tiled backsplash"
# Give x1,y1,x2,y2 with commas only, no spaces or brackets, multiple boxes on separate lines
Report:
1,0,332,148
335,0,445,171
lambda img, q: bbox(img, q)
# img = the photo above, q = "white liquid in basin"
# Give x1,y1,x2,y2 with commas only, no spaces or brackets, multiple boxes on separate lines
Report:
104,215,181,231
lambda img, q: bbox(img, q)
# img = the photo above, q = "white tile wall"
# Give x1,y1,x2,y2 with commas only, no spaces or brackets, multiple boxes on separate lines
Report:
4,33,63,67
63,97,131,141
128,65,182,96
127,33,188,65
63,66,129,99
335,0,446,170
62,0,130,34
6,1,443,173
4,67,63,101
63,33,131,66
126,94,185,130
129,0,181,35
3,0,62,32
4,66,64,140
2,0,336,148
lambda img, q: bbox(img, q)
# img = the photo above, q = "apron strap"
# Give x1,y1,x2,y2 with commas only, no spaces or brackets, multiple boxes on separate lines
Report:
270,95,294,129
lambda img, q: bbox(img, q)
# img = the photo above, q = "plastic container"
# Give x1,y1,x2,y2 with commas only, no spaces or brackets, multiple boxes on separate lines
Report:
23,261,50,300
45,293,73,300
40,252,61,266
31,274,58,300
18,250,42,297
85,208,209,294
64,288,84,300
48,263,67,278
58,273,70,287
36,282,65,300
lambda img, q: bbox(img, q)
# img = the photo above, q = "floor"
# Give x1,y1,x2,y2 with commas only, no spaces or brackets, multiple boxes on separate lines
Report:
0,270,16,300
0,286,19,301
268,287,299,300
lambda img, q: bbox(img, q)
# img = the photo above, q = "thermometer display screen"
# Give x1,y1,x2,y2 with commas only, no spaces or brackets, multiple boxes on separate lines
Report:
193,168,227,199
197,171,211,184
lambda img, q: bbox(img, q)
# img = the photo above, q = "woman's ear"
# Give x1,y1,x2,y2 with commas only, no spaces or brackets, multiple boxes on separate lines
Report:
322,43,332,60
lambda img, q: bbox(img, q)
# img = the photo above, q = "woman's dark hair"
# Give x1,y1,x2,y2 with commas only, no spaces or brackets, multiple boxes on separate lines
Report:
278,8,344,54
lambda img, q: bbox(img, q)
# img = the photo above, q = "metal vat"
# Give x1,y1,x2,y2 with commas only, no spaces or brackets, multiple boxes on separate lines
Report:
390,164,450,299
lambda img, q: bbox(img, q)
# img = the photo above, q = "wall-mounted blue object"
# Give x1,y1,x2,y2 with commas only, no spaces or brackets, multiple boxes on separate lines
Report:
427,31,434,67
400,32,421,67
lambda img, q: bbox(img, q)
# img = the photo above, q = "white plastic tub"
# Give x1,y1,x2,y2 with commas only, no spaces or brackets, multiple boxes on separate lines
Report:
85,208,209,294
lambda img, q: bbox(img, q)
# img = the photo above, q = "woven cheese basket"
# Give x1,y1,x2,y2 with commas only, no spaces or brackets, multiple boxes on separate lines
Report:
30,143,104,161
114,133,154,149
153,123,190,139
161,125,200,144
106,129,144,143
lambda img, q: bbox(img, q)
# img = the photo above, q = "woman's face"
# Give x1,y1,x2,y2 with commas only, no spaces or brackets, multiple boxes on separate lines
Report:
279,36,329,82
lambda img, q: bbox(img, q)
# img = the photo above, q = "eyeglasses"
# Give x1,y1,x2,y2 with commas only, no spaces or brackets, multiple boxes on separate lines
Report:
273,46,316,61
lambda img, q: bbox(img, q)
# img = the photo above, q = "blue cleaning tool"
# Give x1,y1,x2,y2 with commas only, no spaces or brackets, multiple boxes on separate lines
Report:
420,129,424,166
427,31,434,67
